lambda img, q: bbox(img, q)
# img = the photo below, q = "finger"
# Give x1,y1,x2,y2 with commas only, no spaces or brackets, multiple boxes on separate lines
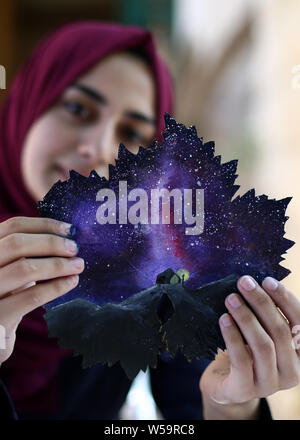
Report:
0,216,75,240
0,233,79,267
0,274,80,321
218,314,255,403
225,293,278,393
11,281,36,294
0,256,84,297
219,313,254,380
262,277,300,331
237,276,299,378
262,277,300,361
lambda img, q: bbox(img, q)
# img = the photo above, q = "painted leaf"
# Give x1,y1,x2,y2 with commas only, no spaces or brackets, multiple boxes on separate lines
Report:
38,114,294,379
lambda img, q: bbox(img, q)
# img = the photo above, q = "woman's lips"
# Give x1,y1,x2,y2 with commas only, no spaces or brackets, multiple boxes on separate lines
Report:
54,164,70,181
54,164,93,180
54,160,111,181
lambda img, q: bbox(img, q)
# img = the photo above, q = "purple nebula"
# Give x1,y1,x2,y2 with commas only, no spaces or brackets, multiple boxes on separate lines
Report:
38,114,294,309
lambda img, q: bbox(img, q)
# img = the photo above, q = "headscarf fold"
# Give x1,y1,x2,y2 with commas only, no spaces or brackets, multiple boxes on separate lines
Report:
0,21,174,413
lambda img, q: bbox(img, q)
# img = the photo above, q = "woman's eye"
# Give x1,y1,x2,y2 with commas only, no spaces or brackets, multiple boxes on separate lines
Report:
122,127,144,144
62,101,90,119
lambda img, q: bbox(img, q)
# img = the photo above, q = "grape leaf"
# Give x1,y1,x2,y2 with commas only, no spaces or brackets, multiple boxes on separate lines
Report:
38,114,295,379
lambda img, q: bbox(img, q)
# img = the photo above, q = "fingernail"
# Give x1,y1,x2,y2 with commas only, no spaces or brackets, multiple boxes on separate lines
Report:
61,222,72,236
220,313,232,327
227,293,242,308
70,257,84,270
65,239,78,254
68,274,79,285
67,225,76,238
263,277,278,291
240,275,256,291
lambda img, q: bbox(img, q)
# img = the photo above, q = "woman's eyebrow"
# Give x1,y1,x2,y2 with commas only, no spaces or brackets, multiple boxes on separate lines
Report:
70,83,108,105
70,82,156,126
125,110,156,126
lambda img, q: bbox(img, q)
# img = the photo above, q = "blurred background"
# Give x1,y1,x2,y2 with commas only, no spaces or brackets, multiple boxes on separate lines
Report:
1,0,300,420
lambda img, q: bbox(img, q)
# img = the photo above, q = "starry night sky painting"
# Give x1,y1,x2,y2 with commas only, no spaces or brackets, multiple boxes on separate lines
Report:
38,114,295,379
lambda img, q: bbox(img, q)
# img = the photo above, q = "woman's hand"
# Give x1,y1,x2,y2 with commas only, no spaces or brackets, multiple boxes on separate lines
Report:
0,216,84,366
200,275,300,419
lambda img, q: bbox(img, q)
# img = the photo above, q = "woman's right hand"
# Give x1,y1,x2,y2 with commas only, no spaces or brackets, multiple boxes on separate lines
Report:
0,216,85,366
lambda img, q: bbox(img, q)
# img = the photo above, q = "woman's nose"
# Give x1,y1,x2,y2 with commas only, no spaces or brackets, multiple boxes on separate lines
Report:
76,121,118,175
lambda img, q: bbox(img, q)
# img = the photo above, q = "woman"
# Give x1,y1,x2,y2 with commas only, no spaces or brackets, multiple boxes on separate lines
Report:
0,21,299,420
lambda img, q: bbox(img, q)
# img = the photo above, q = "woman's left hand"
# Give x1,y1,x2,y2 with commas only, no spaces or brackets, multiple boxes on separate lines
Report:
200,275,300,419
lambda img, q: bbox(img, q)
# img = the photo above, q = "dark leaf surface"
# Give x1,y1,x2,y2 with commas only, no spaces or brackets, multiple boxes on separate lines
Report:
45,272,240,379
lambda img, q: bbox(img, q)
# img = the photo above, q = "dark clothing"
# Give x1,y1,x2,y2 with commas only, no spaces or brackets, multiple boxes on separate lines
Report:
1,353,272,420
0,379,18,420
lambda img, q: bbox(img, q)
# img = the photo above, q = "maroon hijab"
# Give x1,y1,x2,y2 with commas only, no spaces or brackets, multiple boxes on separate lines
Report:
0,21,174,413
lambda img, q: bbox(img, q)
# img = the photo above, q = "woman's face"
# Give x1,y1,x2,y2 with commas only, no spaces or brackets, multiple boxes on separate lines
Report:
21,52,157,202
